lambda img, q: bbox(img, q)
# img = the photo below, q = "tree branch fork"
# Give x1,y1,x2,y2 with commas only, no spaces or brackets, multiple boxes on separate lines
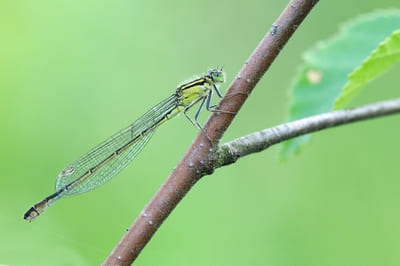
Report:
101,1,400,265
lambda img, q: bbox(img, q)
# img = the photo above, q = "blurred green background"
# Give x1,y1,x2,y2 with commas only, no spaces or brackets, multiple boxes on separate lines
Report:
1,1,400,265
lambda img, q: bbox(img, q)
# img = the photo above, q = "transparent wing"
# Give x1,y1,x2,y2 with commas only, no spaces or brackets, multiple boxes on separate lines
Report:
55,94,177,196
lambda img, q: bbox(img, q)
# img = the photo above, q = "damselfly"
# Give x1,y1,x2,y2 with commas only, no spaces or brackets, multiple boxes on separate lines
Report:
24,68,225,222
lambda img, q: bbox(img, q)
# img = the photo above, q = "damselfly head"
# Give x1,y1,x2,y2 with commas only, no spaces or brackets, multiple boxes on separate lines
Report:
207,68,225,84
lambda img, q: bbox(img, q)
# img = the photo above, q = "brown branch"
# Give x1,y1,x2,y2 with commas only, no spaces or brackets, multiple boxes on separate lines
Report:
103,0,319,265
216,98,400,167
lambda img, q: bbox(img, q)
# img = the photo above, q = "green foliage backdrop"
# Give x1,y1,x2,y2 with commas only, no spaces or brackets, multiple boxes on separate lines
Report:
1,1,399,265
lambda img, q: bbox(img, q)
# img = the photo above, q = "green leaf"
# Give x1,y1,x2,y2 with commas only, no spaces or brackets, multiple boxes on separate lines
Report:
334,29,400,108
281,9,400,159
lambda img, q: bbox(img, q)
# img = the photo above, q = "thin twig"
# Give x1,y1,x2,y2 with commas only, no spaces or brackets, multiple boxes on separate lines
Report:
103,0,319,265
216,98,400,167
